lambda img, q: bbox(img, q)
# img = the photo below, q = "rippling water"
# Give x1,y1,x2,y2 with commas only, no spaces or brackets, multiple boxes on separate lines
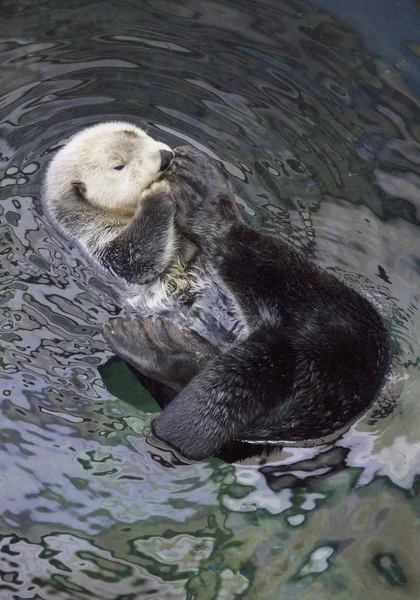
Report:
1,0,420,598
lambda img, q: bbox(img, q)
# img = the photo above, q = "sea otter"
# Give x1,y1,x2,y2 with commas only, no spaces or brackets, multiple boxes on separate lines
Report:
42,122,391,461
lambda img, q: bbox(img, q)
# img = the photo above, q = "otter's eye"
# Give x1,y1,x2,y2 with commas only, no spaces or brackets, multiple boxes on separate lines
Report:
114,165,125,171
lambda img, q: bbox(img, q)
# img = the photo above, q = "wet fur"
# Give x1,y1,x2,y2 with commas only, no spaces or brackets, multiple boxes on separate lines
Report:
103,147,391,461
42,122,178,287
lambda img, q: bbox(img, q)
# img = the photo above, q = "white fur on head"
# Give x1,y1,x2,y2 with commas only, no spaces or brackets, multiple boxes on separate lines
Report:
45,121,172,213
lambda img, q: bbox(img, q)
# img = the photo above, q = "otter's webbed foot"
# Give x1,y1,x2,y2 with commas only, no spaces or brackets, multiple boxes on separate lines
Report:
103,316,217,392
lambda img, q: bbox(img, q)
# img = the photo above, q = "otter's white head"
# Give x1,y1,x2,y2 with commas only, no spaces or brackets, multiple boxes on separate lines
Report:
45,121,174,213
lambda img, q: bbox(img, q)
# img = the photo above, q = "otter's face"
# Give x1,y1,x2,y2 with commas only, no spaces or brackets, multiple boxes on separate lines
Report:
54,122,174,213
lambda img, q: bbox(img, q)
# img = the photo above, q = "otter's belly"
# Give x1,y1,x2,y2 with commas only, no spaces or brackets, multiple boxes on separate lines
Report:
182,277,247,348
125,267,247,350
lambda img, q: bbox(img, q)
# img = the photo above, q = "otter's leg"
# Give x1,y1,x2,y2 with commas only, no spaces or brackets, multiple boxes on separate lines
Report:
151,328,299,460
103,316,218,393
98,181,177,285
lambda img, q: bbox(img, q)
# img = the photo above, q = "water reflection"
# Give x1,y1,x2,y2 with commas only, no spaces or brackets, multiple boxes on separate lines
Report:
0,0,419,598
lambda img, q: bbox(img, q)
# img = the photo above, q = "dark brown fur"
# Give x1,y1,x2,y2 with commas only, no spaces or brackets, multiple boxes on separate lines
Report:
103,147,390,461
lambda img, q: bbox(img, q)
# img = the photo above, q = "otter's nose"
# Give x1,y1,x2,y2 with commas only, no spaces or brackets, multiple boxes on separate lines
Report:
159,149,174,171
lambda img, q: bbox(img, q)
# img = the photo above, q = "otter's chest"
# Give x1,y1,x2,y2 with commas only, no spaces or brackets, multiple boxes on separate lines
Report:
125,260,247,349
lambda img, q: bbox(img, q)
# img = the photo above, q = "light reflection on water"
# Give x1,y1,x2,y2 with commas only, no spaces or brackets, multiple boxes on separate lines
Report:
0,0,419,598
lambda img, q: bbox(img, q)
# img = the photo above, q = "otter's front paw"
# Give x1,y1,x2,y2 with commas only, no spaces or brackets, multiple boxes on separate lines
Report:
171,146,227,202
141,179,172,196
169,146,242,244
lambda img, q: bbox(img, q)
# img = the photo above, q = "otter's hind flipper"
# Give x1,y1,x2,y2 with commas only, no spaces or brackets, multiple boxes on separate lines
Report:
103,316,217,392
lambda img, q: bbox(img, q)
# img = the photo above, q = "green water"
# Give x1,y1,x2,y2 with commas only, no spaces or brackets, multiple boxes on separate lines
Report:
0,0,419,598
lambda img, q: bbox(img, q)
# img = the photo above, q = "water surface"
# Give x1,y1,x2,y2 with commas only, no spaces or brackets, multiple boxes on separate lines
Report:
0,0,419,598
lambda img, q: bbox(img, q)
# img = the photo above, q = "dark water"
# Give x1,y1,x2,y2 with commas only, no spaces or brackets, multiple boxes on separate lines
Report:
0,0,420,598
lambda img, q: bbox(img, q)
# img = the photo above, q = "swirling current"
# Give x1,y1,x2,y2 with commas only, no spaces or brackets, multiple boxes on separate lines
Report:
0,0,419,598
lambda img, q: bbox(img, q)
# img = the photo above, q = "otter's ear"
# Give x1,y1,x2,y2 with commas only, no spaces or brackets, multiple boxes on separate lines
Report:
71,181,87,199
